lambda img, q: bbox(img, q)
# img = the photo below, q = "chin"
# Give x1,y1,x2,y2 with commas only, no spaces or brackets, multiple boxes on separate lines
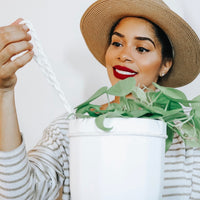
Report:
110,78,120,86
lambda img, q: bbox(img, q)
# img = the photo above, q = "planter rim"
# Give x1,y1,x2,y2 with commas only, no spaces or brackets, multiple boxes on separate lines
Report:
69,117,167,138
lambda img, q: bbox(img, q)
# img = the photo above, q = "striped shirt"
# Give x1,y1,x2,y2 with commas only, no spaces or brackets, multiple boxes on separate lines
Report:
0,113,200,200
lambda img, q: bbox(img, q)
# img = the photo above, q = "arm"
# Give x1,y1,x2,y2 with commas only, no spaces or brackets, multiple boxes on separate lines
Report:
0,19,33,151
0,113,70,200
0,20,70,199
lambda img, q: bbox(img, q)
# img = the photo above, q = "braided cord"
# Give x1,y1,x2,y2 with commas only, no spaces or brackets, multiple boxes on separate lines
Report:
21,20,73,114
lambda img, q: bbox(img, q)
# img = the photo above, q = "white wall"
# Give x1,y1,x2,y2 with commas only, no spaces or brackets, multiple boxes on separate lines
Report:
0,0,199,150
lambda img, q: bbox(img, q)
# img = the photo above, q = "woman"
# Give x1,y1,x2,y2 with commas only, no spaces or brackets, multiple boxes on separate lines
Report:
0,0,200,199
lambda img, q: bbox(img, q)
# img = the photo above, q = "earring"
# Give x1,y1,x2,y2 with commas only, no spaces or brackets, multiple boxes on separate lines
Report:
160,73,165,77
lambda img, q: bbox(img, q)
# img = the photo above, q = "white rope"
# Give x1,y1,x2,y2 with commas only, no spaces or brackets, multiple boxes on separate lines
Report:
20,20,74,114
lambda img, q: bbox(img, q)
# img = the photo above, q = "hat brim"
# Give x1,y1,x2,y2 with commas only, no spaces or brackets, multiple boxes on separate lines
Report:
81,0,200,87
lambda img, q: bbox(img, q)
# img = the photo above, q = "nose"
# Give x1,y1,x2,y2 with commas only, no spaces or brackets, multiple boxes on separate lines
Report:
118,47,133,62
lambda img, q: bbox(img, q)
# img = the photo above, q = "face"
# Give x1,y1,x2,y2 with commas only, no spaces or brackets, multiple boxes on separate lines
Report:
105,17,171,90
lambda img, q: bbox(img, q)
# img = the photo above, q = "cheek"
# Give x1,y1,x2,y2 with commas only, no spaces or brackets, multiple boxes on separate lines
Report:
105,45,119,67
105,48,118,85
105,51,111,73
105,48,112,66
138,55,162,75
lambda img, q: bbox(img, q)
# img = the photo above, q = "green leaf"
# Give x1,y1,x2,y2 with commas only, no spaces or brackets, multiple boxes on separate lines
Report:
153,82,187,100
76,86,108,110
147,91,183,111
191,95,200,118
152,82,190,106
107,77,136,96
73,78,200,149
192,95,200,102
132,87,147,103
122,110,150,118
76,104,100,115
148,91,167,104
95,111,122,132
127,99,142,110
192,113,200,133
106,103,122,111
144,114,162,119
181,121,196,138
162,109,186,122
168,101,183,111
95,114,113,132
119,97,131,111
184,137,200,147
134,100,166,115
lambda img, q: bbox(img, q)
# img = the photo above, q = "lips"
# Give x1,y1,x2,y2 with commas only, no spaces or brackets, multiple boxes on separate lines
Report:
113,65,137,80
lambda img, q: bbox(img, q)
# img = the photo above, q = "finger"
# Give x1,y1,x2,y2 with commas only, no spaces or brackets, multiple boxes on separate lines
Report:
0,40,33,66
0,50,34,79
0,23,29,34
0,24,30,51
11,18,24,25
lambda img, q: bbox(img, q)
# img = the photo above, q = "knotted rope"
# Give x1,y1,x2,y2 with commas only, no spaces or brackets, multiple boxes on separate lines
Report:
20,20,73,114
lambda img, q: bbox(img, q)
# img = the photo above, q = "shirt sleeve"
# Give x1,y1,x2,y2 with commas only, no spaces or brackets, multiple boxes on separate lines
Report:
0,113,70,200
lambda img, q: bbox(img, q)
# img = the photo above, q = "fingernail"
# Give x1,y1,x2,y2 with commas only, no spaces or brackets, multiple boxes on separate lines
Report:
22,24,29,31
29,50,34,55
30,42,33,48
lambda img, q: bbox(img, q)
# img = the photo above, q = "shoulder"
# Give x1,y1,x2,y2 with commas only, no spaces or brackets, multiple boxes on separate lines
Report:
49,112,70,128
41,112,71,141
35,112,71,149
49,112,70,131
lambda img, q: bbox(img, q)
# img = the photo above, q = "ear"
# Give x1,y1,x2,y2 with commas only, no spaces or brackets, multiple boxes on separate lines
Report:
159,58,173,77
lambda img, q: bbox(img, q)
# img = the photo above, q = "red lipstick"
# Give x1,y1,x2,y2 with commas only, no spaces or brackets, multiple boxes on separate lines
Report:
113,65,137,80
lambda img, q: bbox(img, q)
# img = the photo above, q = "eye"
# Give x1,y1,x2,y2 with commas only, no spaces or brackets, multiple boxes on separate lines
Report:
111,42,122,47
136,47,150,53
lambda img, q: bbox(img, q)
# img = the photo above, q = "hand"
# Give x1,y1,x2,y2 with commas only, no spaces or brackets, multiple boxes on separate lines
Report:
0,18,34,91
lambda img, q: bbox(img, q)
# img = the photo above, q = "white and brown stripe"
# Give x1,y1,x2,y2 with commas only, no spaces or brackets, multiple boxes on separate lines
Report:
163,133,200,199
0,113,200,199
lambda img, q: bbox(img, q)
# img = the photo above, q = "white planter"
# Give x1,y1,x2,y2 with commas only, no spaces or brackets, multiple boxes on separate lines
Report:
69,118,167,200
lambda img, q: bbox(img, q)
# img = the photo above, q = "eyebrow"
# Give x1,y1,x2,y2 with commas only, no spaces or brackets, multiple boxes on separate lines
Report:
135,36,155,47
112,32,124,38
112,32,155,47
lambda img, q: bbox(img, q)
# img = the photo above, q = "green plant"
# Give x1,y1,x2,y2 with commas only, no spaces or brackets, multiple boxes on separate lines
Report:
74,77,200,152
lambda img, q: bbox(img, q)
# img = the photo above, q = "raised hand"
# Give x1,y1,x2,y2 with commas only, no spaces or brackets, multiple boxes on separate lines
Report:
0,18,33,90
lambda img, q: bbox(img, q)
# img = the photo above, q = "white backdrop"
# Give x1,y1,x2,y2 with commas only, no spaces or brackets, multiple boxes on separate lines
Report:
0,0,199,150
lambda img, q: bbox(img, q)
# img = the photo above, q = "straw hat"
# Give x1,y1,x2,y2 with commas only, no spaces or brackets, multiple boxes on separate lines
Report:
80,0,200,87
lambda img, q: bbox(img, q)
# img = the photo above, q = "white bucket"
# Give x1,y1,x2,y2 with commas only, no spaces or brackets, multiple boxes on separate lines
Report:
69,118,167,200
